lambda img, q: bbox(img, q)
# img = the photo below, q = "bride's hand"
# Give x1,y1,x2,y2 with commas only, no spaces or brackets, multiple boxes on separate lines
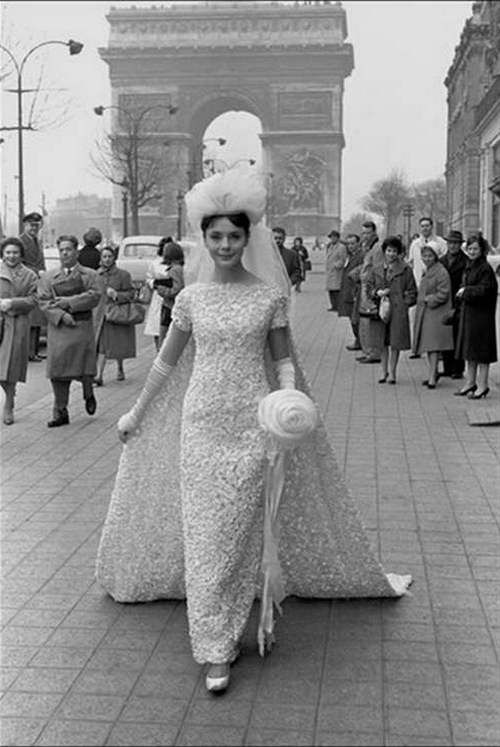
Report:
117,410,140,443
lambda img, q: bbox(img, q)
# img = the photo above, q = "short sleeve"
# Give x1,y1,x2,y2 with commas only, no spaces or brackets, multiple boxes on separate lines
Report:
270,292,289,329
171,287,192,332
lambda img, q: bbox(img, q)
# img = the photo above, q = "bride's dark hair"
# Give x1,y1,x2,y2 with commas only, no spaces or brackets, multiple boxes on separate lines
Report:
201,212,251,238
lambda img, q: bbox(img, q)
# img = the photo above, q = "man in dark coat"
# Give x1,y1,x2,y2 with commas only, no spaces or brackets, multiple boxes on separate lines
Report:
272,226,301,287
441,230,467,379
338,233,364,350
78,227,102,270
19,211,45,362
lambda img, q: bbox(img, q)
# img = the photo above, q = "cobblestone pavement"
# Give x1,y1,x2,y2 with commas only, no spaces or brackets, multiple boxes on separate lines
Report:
1,267,499,746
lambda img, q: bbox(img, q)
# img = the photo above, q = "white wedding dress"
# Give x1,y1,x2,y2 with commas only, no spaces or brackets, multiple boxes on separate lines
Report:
96,280,410,664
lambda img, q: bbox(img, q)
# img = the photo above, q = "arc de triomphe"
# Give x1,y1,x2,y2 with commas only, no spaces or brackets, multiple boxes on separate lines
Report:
99,1,354,238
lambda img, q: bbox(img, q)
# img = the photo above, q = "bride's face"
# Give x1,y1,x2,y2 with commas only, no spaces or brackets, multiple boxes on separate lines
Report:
204,216,248,270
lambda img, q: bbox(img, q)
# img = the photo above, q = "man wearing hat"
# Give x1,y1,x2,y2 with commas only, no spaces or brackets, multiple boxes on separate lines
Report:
19,212,45,362
441,229,467,379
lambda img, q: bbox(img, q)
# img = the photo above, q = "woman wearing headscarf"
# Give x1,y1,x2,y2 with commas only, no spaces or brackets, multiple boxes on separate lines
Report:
94,246,136,385
0,237,38,424
96,165,411,695
413,243,454,389
454,233,497,399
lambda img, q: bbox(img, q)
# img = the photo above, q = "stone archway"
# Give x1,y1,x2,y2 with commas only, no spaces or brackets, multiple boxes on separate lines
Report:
100,1,354,239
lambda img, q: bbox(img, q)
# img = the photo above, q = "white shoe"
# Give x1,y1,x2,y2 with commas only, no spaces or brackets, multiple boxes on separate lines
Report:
205,663,230,693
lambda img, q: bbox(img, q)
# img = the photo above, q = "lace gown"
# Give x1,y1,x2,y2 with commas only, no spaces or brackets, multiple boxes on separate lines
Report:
96,281,409,665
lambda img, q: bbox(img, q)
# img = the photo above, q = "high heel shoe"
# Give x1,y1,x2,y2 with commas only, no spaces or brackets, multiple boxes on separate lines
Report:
454,384,477,397
387,377,396,385
205,663,230,693
468,387,489,400
378,373,388,383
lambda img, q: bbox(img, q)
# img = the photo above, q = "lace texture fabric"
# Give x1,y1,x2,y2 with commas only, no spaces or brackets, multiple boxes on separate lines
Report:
96,280,410,665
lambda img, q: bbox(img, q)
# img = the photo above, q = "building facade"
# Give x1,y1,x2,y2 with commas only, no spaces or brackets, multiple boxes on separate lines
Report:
445,0,500,247
99,0,354,239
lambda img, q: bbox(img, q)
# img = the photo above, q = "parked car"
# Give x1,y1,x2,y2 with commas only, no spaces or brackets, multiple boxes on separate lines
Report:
116,235,163,288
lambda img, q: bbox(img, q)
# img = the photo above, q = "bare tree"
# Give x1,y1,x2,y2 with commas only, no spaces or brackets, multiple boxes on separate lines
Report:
361,169,412,236
91,129,163,235
411,177,447,227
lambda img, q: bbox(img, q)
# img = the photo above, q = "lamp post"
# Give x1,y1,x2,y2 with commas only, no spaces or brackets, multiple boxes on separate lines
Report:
176,190,184,240
402,203,415,252
94,103,177,234
0,39,84,233
121,179,129,238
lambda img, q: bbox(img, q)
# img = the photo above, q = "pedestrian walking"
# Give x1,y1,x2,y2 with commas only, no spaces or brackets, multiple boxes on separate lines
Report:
0,237,38,425
291,236,310,292
143,236,172,351
338,233,364,349
413,244,454,389
440,230,467,379
96,165,411,696
408,217,447,357
365,236,417,384
19,211,45,362
324,229,346,311
154,241,185,347
94,246,137,386
454,232,497,399
78,227,102,270
272,226,301,288
38,235,102,427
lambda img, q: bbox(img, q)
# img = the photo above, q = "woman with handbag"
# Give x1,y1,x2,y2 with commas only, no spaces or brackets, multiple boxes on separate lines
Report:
454,233,497,399
412,244,454,389
0,237,38,425
94,246,137,386
366,236,417,384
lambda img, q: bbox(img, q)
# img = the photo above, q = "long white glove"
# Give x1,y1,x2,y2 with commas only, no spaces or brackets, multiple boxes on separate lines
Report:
118,356,173,441
274,357,295,389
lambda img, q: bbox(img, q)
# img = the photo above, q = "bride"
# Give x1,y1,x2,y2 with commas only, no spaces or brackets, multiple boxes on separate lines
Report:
95,165,411,693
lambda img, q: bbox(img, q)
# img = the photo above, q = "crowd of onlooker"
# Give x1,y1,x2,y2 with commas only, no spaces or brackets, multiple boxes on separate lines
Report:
0,212,185,427
323,217,498,396
0,210,498,428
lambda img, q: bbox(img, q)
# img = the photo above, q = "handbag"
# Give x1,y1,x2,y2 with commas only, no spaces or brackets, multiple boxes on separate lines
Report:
106,301,146,325
138,283,153,305
304,259,312,271
379,296,391,323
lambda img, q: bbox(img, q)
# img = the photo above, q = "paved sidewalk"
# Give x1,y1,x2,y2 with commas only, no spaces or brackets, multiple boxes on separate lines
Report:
1,270,499,747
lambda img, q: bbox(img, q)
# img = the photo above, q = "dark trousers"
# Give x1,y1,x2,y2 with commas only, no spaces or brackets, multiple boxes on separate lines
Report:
29,326,40,357
350,320,360,345
51,376,93,414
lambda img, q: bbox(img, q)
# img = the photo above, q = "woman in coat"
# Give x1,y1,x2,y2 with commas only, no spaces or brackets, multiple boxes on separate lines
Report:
0,237,38,424
454,233,498,399
95,246,136,386
366,236,417,384
144,236,172,351
413,244,454,389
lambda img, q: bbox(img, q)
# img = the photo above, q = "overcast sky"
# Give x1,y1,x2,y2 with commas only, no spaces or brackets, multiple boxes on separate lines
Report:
1,0,471,231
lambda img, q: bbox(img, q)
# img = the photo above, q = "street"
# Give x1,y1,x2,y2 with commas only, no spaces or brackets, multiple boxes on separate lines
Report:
1,268,499,747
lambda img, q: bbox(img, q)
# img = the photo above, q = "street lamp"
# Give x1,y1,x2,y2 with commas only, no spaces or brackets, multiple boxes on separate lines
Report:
176,190,184,240
121,178,129,238
0,39,84,233
94,102,178,234
402,203,415,252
